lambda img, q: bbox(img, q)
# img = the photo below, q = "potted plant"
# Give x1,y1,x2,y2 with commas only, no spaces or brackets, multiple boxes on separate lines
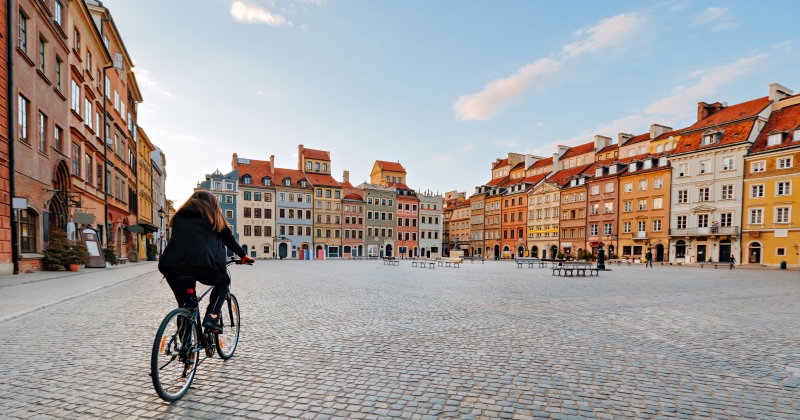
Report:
146,244,158,261
104,243,119,266
67,239,91,271
43,229,71,271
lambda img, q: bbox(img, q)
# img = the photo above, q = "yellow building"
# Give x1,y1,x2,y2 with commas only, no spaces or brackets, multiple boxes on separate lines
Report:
370,161,407,186
298,145,343,258
136,128,157,260
743,95,800,267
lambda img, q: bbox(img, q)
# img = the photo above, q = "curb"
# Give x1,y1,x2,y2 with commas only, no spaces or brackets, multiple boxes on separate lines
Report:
0,262,157,289
0,268,159,324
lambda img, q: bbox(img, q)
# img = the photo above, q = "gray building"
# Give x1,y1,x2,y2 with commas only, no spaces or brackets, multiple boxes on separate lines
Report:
357,182,396,257
418,191,443,259
196,169,239,254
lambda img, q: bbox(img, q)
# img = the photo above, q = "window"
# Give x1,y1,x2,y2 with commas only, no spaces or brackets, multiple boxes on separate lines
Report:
653,177,663,189
604,202,613,214
623,222,631,233
652,220,662,232
775,207,790,224
638,180,647,191
702,133,718,145
777,157,792,169
114,90,119,111
624,201,632,212
315,163,320,172
624,182,632,193
721,185,734,200
605,182,614,193
590,204,599,215
590,224,598,236
243,225,251,236
678,163,689,177
254,192,262,201
225,210,234,219
697,214,709,228
71,80,80,113
84,98,93,130
284,178,291,186
751,161,765,173
53,125,64,152
677,190,688,204
720,212,732,227
73,28,80,51
795,129,800,141
777,181,791,196
637,221,646,232
699,160,710,174
19,209,36,252
698,187,710,202
677,215,687,229
71,143,80,176
86,51,91,71
85,154,92,184
722,157,734,171
38,38,46,73
55,58,63,92
226,195,233,204
18,95,29,143
591,185,599,195
243,191,251,200
254,208,262,219
767,133,782,146
751,184,764,198
18,12,28,53
638,199,646,211
38,112,47,153
604,224,612,235
749,208,763,224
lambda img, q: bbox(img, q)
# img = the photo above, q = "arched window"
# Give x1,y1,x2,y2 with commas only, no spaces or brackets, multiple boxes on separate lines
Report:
262,177,271,186
675,240,686,258
283,177,291,186
242,174,252,184
19,209,38,252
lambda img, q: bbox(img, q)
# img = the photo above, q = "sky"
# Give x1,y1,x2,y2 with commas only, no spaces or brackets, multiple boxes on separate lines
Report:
101,0,800,205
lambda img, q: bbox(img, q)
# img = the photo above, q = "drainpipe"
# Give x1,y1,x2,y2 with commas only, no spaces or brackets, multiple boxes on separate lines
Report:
7,0,18,274
101,18,112,247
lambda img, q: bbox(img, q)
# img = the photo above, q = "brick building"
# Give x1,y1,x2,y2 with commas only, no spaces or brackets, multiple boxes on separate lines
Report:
0,0,11,274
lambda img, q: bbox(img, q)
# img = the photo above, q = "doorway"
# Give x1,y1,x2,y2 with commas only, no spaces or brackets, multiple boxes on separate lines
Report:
517,246,524,258
493,244,499,258
279,243,288,259
719,239,731,262
655,243,664,262
697,244,707,262
748,242,761,264
385,244,393,257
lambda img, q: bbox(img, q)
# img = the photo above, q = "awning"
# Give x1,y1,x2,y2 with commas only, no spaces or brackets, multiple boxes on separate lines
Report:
137,222,160,233
126,225,144,234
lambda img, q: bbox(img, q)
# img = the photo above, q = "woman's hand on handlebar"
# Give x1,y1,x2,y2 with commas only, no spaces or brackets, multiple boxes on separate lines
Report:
241,255,255,265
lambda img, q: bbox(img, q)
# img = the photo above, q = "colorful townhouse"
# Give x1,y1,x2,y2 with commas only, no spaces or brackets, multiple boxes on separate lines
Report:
341,172,366,258
667,87,780,264
442,191,466,256
195,168,239,255
449,199,471,255
233,157,277,259
358,182,396,257
743,91,800,267
483,184,506,259
469,188,487,258
418,191,443,259
554,168,590,258
299,145,343,259
500,162,531,258
394,184,420,258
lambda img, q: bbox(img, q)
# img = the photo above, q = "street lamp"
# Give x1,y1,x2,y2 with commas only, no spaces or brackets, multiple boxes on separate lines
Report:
157,207,165,258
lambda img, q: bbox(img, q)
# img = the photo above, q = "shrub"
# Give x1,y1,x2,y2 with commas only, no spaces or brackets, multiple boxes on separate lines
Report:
556,252,565,259
104,244,119,266
43,230,71,270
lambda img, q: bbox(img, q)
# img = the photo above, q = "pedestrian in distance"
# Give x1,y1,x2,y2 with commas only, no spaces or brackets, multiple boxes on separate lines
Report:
159,191,255,333
645,248,653,268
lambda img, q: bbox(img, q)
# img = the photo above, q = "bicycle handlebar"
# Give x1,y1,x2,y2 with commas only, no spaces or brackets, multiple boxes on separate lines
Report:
227,257,254,266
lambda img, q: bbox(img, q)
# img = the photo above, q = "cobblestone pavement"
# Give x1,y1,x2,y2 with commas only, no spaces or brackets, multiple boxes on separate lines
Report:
1,261,799,419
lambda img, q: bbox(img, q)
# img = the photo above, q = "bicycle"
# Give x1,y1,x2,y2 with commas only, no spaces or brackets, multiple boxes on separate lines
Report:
151,257,251,402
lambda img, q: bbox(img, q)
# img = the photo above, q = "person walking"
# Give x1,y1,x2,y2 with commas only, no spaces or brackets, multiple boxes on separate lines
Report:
645,249,653,268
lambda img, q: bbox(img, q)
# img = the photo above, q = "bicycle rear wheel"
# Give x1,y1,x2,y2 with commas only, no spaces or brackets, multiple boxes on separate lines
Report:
151,308,199,402
215,293,240,359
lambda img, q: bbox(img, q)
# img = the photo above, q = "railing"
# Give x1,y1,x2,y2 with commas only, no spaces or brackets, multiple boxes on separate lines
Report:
668,226,739,236
636,231,647,238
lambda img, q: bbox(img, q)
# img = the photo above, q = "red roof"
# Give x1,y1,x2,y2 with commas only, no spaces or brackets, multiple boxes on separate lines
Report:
492,158,509,169
271,167,310,189
559,141,594,159
686,96,771,132
485,175,509,187
237,159,275,188
624,133,649,146
750,101,800,154
304,173,341,187
340,181,354,189
596,143,619,156
653,128,684,140
529,156,553,169
673,120,756,155
547,164,593,187
387,182,412,191
301,148,331,161
522,173,547,185
343,193,364,201
375,160,407,173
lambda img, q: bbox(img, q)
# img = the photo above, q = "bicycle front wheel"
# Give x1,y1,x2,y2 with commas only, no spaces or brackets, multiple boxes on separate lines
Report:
151,308,199,402
215,293,240,359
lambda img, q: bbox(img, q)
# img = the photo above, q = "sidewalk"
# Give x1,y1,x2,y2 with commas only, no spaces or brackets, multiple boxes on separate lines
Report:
0,262,159,323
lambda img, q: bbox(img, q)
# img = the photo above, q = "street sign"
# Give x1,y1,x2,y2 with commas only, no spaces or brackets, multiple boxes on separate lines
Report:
12,198,27,209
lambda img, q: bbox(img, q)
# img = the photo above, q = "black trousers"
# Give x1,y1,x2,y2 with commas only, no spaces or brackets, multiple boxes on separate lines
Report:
167,275,229,315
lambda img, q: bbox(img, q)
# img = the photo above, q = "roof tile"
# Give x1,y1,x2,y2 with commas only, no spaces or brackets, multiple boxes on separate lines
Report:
750,101,800,154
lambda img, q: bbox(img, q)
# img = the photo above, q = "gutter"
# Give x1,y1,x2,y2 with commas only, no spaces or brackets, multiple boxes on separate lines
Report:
7,0,18,274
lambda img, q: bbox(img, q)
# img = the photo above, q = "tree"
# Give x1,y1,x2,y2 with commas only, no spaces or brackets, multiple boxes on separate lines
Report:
43,230,71,270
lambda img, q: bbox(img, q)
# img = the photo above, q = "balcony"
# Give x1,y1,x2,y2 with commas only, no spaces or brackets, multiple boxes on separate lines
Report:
632,231,648,241
668,226,739,237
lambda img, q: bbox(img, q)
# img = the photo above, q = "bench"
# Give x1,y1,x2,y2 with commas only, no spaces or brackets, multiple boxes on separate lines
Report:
464,257,485,264
118,257,128,264
552,262,598,277
383,257,399,266
700,262,734,269
411,259,419,267
445,258,463,268
610,259,632,266
516,258,543,268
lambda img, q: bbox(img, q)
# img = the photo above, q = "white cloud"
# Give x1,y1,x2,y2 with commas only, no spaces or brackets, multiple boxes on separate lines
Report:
669,0,690,12
537,122,544,127
491,138,520,148
133,67,174,100
435,155,451,164
453,12,648,121
645,53,768,119
689,7,740,32
300,23,309,32
230,1,286,27
460,143,475,154
773,40,792,53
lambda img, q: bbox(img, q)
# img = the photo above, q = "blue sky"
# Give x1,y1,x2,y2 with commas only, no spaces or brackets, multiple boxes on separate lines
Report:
103,0,800,204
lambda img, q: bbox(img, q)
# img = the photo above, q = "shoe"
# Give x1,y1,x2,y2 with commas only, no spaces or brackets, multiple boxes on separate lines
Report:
202,313,224,334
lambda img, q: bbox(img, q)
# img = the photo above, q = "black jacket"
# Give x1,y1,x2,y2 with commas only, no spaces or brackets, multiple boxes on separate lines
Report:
158,206,246,284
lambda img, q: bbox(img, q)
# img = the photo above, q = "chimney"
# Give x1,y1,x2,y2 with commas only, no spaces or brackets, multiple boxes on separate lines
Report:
343,170,350,184
649,124,672,140
298,144,304,170
596,135,613,150
697,102,724,121
232,153,238,170
524,154,538,170
270,155,275,175
549,152,560,177
769,83,794,102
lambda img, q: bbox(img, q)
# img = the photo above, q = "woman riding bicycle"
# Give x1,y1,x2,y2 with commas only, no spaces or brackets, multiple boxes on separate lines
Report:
159,191,254,333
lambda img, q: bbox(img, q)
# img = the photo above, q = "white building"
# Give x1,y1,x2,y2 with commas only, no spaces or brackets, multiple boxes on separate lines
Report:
418,191,443,259
150,148,167,252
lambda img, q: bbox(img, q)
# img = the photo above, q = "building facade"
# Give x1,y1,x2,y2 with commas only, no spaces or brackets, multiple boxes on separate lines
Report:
196,168,238,248
0,0,11,274
394,184,419,258
743,93,800,267
299,145,342,259
151,147,166,252
618,155,672,261
358,182,395,257
234,156,282,259
468,189,486,258
556,174,589,258
449,199,470,256
341,176,365,258
418,191,443,259
135,127,157,259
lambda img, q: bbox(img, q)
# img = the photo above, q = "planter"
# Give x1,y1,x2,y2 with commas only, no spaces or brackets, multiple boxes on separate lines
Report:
148,256,156,261
68,264,80,272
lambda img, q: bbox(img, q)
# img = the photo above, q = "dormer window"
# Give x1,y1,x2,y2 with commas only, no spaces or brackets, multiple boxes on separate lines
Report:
578,178,585,185
609,165,617,174
794,129,800,141
595,167,603,177
767,132,784,146
261,177,271,186
314,163,320,172
658,157,667,166
629,163,636,172
242,174,252,184
702,131,721,145
643,160,652,169
570,179,577,187
299,179,307,187
656,144,663,153
283,177,291,186
322,163,328,172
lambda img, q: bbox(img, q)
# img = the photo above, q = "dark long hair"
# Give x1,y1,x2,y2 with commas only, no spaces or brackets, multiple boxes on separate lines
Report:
170,191,228,232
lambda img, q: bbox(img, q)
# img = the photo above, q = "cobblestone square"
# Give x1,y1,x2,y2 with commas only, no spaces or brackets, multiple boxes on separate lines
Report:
1,261,799,419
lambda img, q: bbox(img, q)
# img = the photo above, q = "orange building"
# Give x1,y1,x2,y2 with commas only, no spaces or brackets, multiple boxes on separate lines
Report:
554,168,592,258
449,199,471,255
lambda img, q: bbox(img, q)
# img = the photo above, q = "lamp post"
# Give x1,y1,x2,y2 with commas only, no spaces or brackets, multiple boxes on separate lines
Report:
157,207,165,258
